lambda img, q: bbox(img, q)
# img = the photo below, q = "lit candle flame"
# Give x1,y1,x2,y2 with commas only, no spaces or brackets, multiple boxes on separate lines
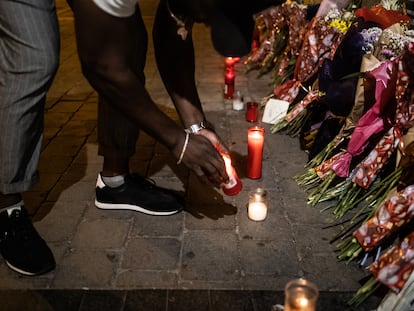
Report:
298,297,309,308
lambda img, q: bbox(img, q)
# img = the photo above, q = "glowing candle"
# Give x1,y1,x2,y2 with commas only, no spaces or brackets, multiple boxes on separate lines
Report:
224,57,239,100
248,188,267,221
284,279,319,311
221,153,242,196
247,126,265,179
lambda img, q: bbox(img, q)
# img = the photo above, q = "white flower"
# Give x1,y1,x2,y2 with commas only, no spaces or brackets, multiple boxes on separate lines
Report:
381,0,404,10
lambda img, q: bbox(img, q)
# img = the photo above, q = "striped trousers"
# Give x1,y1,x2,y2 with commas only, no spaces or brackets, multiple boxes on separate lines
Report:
0,0,60,194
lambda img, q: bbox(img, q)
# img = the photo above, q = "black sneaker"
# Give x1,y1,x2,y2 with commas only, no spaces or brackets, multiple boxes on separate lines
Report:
95,173,184,215
0,207,55,276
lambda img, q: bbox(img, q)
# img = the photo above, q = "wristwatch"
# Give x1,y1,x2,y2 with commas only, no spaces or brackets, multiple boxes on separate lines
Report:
185,120,212,134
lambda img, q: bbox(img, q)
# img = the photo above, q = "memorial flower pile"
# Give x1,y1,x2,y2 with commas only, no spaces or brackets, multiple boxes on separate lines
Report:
246,0,414,307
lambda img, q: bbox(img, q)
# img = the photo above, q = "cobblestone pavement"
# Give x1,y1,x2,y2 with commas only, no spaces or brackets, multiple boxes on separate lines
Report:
0,1,384,310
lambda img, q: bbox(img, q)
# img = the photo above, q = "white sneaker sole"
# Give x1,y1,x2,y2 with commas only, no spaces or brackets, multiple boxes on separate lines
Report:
5,260,52,276
94,200,182,216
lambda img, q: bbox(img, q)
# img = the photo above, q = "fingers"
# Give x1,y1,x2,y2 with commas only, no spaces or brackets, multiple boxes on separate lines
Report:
196,128,230,154
181,134,228,186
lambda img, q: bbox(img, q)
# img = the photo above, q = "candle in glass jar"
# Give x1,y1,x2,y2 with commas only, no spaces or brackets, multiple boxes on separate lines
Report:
245,101,258,122
224,69,235,99
284,278,319,311
221,153,242,196
247,126,265,179
224,57,238,100
248,188,267,221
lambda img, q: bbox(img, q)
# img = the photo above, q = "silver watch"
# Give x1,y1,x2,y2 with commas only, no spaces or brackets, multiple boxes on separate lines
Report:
185,121,210,134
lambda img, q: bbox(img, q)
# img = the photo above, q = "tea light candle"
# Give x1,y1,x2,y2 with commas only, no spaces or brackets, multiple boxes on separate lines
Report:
248,188,268,221
247,126,265,179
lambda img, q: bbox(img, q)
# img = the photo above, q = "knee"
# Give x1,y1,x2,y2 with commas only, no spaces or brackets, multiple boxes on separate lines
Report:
80,59,140,90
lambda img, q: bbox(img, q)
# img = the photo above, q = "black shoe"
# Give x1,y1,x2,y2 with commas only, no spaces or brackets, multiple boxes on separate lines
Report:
95,173,184,216
0,207,55,276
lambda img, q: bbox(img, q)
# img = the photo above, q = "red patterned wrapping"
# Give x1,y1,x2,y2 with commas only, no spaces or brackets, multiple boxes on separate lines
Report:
275,15,344,102
355,5,411,30
246,6,285,65
394,56,414,130
274,80,301,103
352,127,400,189
284,90,320,122
370,231,414,293
354,185,414,252
351,52,414,188
293,17,344,83
284,2,308,57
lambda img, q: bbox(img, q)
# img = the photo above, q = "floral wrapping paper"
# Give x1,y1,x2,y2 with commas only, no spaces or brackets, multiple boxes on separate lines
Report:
370,230,414,293
352,127,400,189
294,17,343,83
274,79,301,103
246,6,286,65
284,2,308,57
354,185,414,252
274,6,349,103
352,50,414,188
284,90,320,122
315,59,397,178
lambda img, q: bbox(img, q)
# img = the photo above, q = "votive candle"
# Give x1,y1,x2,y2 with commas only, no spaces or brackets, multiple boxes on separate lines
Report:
284,278,319,311
247,126,265,179
248,188,268,221
221,153,242,196
245,101,258,122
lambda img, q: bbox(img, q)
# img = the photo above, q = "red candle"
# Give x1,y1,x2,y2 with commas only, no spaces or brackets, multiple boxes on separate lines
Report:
246,102,258,122
221,153,242,196
225,57,240,67
223,57,239,100
247,126,265,179
224,69,235,99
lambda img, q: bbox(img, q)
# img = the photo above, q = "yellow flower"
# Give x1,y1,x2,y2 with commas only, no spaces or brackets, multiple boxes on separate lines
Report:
328,19,351,34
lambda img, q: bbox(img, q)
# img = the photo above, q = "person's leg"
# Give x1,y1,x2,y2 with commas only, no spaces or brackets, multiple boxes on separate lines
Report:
71,0,146,178
0,0,59,275
70,0,184,215
0,0,60,197
98,4,148,178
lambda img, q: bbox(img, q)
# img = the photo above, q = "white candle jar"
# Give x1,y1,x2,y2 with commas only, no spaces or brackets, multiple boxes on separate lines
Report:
248,188,268,221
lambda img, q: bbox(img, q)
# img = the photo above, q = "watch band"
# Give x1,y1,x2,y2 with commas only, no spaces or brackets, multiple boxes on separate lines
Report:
185,120,210,134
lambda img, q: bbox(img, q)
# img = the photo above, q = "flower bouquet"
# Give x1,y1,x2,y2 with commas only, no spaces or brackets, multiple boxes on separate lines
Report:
271,2,359,134
349,229,414,306
245,5,289,76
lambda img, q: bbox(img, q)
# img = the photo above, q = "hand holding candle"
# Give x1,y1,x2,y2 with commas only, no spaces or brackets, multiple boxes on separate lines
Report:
247,126,265,179
221,153,242,196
